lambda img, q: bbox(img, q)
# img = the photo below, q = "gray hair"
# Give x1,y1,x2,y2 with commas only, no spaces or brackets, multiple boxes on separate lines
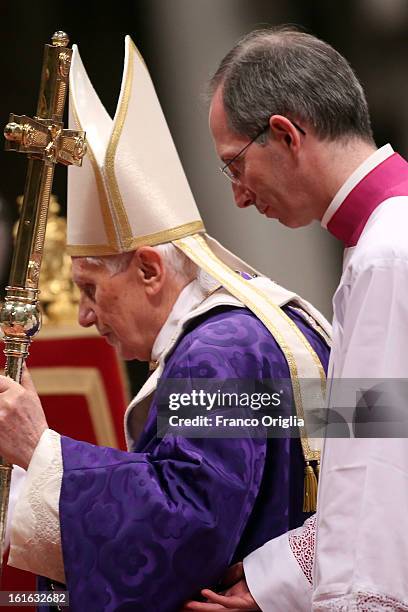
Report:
84,244,219,292
209,26,374,143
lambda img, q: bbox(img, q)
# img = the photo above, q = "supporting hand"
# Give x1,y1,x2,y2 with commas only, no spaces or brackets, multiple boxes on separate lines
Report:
181,563,260,611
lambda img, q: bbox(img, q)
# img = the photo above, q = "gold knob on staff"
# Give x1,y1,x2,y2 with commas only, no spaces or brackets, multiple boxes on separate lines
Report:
4,122,35,148
4,122,22,142
52,31,69,47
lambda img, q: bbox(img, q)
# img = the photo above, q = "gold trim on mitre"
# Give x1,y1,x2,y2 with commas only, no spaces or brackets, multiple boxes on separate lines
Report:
104,37,134,248
66,243,122,257
128,220,205,249
67,221,206,257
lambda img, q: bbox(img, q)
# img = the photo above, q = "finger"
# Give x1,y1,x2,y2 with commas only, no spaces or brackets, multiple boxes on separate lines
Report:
0,375,17,393
201,590,252,610
182,608,243,612
182,601,227,611
220,562,244,588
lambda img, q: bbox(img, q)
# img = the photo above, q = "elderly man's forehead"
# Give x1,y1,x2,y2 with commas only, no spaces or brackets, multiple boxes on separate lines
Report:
71,257,101,281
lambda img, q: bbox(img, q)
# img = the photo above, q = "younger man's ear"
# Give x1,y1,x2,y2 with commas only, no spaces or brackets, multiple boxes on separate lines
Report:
269,115,301,152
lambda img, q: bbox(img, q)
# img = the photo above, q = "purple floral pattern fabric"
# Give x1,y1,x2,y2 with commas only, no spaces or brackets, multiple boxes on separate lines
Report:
58,305,329,611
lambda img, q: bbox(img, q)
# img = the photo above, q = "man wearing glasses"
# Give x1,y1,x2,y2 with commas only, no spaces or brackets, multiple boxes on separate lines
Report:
184,26,408,612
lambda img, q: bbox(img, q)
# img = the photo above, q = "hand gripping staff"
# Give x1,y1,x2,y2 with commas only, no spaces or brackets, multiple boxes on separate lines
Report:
0,31,86,574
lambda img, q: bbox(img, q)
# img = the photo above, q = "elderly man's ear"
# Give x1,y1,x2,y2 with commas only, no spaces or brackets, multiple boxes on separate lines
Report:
133,247,166,294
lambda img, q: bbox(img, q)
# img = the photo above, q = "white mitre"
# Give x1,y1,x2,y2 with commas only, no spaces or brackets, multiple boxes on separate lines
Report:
66,35,256,275
67,36,331,490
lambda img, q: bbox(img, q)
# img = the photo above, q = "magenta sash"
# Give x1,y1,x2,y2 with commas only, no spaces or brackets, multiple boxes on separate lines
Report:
327,153,408,246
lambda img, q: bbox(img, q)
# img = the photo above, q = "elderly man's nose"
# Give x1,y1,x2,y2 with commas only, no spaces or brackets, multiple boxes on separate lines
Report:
78,299,96,328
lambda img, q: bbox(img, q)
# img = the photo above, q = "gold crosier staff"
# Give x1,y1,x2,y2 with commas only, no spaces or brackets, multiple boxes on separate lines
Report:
0,31,86,573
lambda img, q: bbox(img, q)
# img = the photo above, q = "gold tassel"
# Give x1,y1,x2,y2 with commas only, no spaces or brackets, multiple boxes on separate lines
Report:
314,460,320,482
303,461,318,512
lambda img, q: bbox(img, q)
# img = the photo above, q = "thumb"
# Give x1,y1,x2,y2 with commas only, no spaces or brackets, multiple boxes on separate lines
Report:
0,374,17,392
21,365,37,394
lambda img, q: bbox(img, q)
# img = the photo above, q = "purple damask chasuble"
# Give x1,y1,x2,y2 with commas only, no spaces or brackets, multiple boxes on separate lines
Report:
57,305,329,611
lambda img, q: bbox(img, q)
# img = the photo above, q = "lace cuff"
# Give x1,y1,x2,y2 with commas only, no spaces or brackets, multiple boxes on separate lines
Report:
314,591,408,611
288,514,316,585
4,466,26,552
8,429,65,583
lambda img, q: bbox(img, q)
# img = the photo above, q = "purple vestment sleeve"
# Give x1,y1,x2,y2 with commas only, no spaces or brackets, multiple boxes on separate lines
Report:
58,306,329,611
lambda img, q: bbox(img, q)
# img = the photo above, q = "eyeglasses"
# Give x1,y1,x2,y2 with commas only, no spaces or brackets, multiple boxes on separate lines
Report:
220,120,306,185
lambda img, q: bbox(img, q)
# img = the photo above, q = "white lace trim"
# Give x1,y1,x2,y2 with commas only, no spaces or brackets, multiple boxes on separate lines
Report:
288,515,316,585
5,465,26,550
314,591,408,611
8,429,65,583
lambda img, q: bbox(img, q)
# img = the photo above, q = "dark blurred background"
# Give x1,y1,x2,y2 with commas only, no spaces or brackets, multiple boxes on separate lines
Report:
0,0,407,315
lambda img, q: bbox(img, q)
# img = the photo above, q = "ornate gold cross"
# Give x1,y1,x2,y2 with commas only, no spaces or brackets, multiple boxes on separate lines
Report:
0,31,86,571
4,32,86,168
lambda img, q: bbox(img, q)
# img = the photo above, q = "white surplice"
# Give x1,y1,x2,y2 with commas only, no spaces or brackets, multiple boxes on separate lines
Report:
245,144,408,611
313,145,408,610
